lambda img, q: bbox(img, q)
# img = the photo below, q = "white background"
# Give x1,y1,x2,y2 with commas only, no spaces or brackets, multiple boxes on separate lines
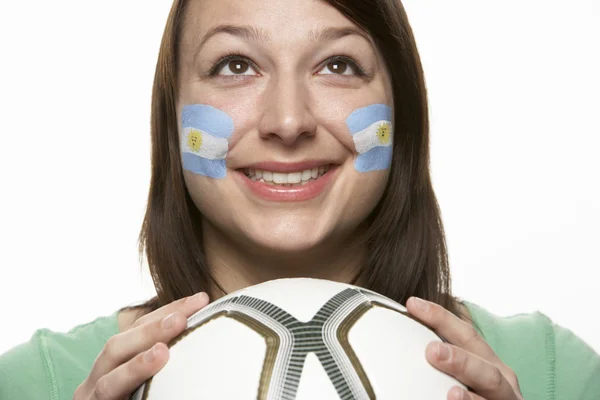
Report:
0,0,598,357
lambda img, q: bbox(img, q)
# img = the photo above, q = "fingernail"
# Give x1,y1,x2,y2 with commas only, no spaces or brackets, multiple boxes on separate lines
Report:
186,292,207,305
457,388,469,400
198,292,209,304
162,313,175,330
412,297,429,312
144,345,156,363
450,389,462,400
436,343,451,361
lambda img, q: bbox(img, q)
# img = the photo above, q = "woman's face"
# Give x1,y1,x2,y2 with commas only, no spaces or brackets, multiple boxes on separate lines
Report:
177,0,393,253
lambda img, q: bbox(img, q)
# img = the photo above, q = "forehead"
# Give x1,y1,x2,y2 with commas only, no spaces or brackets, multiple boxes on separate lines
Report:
182,0,364,47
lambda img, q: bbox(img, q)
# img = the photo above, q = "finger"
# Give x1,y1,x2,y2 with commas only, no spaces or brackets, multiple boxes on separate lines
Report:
89,343,169,400
86,311,186,386
467,391,487,400
133,292,210,328
87,293,209,385
449,386,487,400
407,297,499,363
428,342,517,400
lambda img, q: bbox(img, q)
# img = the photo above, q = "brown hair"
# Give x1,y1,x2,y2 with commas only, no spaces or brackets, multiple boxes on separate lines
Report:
126,0,470,323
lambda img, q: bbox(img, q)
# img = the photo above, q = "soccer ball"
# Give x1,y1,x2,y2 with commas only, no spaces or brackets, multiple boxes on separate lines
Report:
132,278,465,399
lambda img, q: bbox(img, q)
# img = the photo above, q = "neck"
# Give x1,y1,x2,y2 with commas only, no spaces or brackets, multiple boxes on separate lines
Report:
201,220,367,301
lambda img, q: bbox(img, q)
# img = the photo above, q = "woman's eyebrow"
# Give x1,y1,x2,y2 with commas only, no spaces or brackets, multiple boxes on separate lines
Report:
194,24,373,56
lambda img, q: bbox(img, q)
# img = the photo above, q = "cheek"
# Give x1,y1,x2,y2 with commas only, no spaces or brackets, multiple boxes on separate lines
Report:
311,91,357,150
335,167,390,232
226,107,261,148
179,104,235,179
207,95,262,150
354,168,390,201
183,171,234,223
345,104,393,173
179,82,263,152
315,97,394,173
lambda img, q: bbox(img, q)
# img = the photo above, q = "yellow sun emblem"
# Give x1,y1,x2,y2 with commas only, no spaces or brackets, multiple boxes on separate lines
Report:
376,123,391,145
187,129,203,152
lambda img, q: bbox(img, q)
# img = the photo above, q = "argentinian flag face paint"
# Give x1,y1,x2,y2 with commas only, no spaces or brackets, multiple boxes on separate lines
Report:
181,104,235,179
345,104,393,172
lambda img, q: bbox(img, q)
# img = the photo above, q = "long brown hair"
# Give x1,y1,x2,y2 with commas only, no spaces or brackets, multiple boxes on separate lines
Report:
128,0,469,322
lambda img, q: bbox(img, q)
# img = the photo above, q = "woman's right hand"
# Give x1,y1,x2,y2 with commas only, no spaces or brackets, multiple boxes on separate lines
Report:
73,292,210,400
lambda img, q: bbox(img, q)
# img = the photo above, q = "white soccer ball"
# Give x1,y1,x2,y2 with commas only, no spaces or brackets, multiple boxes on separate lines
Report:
132,278,465,399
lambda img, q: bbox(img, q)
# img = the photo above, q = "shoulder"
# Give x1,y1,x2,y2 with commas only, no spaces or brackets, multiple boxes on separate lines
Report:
0,330,50,400
551,317,600,399
462,301,600,400
0,312,120,400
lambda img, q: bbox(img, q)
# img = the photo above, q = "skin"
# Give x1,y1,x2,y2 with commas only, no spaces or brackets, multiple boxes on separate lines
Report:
77,1,524,399
177,0,393,296
75,293,211,399
406,297,524,400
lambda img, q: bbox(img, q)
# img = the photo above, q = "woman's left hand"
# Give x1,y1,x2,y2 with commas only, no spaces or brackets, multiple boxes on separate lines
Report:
407,297,525,400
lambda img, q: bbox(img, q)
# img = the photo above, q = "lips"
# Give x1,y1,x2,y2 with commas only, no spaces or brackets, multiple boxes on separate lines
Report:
243,165,331,186
241,160,336,173
234,161,339,202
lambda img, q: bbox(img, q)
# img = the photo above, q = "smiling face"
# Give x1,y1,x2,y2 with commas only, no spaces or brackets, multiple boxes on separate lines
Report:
177,0,394,254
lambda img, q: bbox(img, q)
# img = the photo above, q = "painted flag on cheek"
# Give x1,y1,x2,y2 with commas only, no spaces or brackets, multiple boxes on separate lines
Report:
346,104,393,172
181,104,235,179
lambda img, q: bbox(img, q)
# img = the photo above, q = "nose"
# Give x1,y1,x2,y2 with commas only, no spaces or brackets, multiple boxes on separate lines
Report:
257,74,317,146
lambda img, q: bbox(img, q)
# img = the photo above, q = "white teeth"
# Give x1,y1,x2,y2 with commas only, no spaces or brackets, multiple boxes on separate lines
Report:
245,165,331,185
272,172,288,184
288,172,302,184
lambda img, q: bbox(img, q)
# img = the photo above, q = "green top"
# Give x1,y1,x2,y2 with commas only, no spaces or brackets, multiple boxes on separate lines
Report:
1,301,599,399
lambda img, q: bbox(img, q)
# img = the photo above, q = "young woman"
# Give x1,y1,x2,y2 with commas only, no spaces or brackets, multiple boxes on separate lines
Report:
1,0,598,399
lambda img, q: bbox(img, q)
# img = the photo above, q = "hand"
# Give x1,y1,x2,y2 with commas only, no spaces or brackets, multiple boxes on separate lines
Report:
73,292,210,400
407,297,525,400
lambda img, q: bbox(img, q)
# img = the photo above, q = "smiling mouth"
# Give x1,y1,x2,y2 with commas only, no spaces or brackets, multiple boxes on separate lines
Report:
242,165,332,187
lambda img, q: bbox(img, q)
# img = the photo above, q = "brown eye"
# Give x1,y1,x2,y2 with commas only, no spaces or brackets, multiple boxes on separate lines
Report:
211,56,258,77
228,60,250,74
326,60,349,74
317,56,364,77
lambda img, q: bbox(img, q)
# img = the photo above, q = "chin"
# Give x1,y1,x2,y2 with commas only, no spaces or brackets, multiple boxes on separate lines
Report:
242,220,332,254
251,237,324,254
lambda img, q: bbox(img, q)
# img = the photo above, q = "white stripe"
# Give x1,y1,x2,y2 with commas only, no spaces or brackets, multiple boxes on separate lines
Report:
322,295,371,399
181,127,229,160
352,120,392,154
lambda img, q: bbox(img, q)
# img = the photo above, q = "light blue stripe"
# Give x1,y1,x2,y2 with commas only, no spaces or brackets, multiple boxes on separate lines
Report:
354,146,393,172
181,104,234,139
346,104,392,134
182,152,227,179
